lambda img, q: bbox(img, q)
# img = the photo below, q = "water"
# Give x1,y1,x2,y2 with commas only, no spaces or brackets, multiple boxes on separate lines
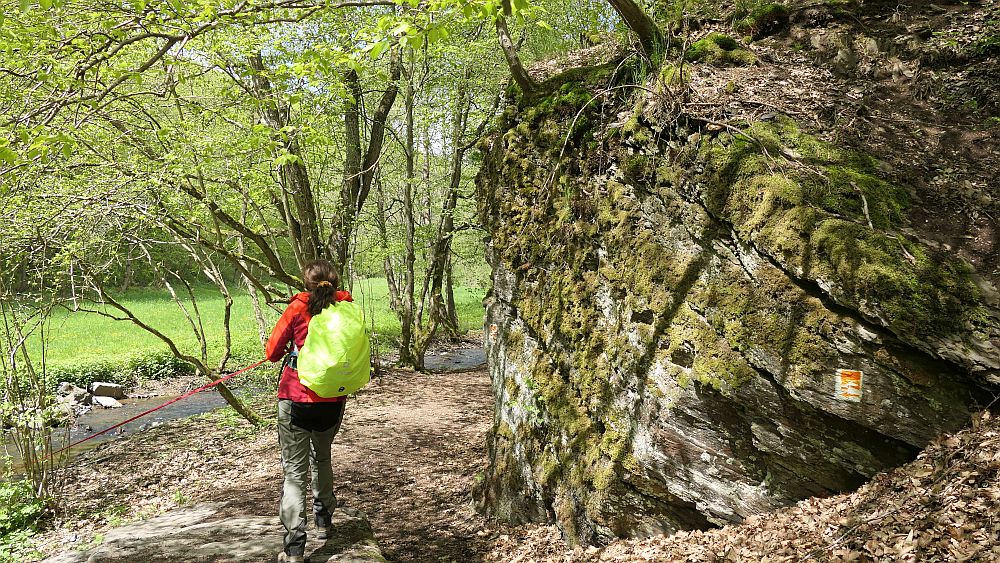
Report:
3,389,231,472
422,346,487,371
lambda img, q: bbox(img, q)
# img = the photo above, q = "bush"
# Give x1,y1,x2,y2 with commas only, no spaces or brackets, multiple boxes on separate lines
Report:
125,350,192,381
0,527,39,563
0,479,45,562
46,359,130,390
47,350,195,392
0,479,44,536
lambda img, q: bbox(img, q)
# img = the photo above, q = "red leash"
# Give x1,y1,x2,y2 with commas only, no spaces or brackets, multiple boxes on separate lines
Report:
52,359,267,457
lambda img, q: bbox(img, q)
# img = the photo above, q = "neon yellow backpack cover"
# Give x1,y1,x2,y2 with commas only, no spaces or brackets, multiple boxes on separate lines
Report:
297,301,371,398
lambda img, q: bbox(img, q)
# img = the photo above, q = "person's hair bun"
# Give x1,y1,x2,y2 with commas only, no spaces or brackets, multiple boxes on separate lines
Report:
303,260,339,315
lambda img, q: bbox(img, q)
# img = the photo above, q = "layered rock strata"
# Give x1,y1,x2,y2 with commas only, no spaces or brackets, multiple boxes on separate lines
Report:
475,64,1000,544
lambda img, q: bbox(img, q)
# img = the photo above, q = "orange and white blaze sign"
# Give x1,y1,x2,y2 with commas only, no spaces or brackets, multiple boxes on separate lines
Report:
836,369,863,402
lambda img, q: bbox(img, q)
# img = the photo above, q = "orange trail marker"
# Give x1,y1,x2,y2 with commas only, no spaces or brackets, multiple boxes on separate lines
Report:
836,369,863,402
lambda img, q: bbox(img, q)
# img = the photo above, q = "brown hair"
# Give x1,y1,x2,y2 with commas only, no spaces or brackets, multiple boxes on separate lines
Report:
303,260,339,316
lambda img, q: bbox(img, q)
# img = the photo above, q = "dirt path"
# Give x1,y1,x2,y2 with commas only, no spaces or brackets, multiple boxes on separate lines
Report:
339,369,496,561
34,358,506,562
205,367,500,562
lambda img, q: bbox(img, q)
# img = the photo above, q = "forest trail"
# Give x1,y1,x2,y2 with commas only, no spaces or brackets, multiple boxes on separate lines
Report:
291,358,499,561
35,342,505,562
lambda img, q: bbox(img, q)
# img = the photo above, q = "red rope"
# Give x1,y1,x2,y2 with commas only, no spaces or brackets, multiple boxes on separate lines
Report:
52,359,267,457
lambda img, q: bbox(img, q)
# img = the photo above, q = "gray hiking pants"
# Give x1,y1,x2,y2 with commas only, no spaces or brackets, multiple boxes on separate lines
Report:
277,399,345,555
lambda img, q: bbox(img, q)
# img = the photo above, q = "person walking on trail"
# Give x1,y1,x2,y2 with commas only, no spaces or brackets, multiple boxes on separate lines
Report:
266,259,355,563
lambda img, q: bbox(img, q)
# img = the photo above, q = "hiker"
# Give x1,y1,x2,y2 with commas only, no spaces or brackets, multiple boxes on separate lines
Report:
266,259,353,563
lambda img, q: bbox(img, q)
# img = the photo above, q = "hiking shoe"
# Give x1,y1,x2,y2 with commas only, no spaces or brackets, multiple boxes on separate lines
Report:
316,516,333,540
314,512,333,539
278,551,307,563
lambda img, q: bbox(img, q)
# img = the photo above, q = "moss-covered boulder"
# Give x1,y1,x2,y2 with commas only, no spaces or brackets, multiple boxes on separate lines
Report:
733,3,791,40
474,61,1000,544
686,33,757,66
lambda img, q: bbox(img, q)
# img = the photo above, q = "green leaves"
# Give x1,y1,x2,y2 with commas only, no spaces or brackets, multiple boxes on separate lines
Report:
274,151,303,167
367,39,390,60
425,24,450,43
0,477,45,536
511,0,531,13
0,141,17,165
17,0,64,10
18,131,75,163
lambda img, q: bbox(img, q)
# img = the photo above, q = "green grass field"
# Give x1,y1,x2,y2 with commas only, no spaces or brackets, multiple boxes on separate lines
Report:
31,279,485,381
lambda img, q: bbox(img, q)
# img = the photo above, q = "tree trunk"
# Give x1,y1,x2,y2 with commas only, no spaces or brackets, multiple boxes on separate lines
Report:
215,377,263,424
427,76,471,341
330,49,402,280
357,47,403,213
247,53,323,267
606,0,663,57
333,69,364,278
444,253,459,338
495,14,537,95
398,58,419,370
119,249,133,292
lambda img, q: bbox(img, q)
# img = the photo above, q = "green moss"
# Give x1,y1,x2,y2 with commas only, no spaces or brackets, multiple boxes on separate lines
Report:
663,303,759,390
810,220,979,333
698,264,840,385
699,115,983,338
686,33,757,66
591,462,617,491
732,3,790,40
658,64,690,89
486,118,686,533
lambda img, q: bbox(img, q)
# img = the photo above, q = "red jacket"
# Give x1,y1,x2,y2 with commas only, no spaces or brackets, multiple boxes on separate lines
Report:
266,290,352,403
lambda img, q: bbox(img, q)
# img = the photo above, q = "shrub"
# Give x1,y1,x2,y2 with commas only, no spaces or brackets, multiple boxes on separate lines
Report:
46,360,129,390
47,350,194,392
0,478,45,562
125,350,192,381
0,479,44,536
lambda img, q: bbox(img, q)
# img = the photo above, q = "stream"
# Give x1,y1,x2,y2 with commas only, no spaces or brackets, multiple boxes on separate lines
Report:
2,346,486,471
3,388,231,472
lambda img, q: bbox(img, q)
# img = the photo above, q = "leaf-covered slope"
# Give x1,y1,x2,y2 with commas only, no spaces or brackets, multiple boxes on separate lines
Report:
488,410,1000,562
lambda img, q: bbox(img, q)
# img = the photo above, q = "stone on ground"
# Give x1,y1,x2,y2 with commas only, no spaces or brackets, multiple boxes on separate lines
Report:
90,396,122,409
57,383,89,403
87,382,126,400
43,503,385,563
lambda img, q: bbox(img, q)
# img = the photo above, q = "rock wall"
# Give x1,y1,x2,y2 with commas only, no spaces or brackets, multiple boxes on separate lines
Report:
474,56,1000,544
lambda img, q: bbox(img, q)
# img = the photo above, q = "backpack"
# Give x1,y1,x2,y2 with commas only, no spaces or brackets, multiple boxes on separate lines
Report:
296,301,371,398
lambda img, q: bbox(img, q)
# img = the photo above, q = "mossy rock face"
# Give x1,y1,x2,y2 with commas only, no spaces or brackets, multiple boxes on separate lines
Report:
733,3,791,40
475,60,1000,544
686,33,757,66
696,115,996,351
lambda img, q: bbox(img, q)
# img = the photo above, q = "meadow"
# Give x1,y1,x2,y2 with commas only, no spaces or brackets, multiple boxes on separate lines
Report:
29,279,486,387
